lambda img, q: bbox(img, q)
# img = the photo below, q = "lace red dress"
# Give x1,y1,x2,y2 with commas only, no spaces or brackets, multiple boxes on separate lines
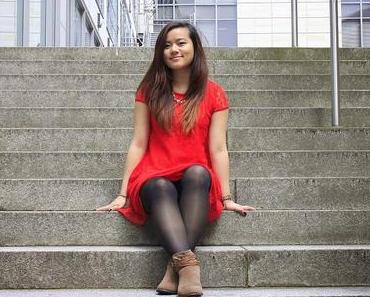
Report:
118,80,229,225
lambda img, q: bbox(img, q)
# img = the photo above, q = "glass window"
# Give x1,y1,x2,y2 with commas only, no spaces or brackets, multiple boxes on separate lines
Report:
216,0,236,5
196,0,215,4
342,0,360,2
217,5,236,19
107,0,119,45
342,4,360,18
30,1,41,16
197,20,215,46
174,0,194,4
0,0,16,47
29,0,41,46
364,20,370,47
175,5,195,18
74,1,83,46
0,33,16,46
0,16,16,31
158,6,173,19
342,20,361,47
158,0,173,4
58,0,68,47
0,1,16,16
95,0,104,14
363,4,370,17
196,6,215,19
217,20,236,46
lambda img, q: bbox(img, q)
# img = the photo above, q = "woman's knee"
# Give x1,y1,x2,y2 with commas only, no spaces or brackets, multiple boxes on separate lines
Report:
182,165,211,188
140,177,178,212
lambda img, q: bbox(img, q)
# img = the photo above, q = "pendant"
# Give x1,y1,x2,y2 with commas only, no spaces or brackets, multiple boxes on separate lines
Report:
173,93,185,104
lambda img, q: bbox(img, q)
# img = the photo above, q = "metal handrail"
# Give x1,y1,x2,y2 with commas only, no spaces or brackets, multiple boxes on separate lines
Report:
291,0,298,47
330,0,341,127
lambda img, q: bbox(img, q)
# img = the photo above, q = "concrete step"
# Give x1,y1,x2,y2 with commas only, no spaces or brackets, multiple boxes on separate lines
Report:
1,74,370,90
0,47,369,60
236,177,370,210
2,60,370,75
228,108,370,128
228,128,370,150
1,107,370,128
1,151,369,178
0,245,369,288
1,210,369,246
1,177,369,211
1,128,370,152
1,287,370,297
0,74,369,91
1,90,369,108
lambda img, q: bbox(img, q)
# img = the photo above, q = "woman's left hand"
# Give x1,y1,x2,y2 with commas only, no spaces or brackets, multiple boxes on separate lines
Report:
223,200,256,216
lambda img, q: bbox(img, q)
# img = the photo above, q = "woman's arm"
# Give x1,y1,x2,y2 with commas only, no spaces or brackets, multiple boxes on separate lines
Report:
209,109,231,197
209,109,256,216
119,102,150,195
97,102,150,211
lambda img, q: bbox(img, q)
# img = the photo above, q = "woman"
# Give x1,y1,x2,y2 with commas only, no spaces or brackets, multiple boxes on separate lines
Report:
97,21,256,296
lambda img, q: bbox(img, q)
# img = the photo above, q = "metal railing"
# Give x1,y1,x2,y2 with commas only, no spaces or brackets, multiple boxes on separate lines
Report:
290,0,340,126
330,0,341,127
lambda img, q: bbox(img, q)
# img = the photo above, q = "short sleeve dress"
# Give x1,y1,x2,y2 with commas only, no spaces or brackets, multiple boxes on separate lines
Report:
118,79,229,225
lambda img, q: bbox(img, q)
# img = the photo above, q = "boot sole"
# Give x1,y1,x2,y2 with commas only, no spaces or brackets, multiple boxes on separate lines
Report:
156,288,178,295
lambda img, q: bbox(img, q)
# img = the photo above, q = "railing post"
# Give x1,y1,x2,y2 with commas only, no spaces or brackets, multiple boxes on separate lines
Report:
291,0,298,47
330,0,340,127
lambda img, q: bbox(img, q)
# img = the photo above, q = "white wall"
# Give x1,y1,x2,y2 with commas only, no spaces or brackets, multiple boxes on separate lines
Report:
237,0,343,47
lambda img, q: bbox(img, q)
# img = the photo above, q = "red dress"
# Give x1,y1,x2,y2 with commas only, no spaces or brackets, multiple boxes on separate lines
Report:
118,79,229,225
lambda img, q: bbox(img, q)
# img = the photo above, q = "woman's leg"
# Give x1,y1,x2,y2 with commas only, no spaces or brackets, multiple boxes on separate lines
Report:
140,177,190,255
179,165,210,250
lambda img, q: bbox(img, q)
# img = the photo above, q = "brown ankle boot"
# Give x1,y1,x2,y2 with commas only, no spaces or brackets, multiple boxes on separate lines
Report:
172,250,203,297
156,260,178,295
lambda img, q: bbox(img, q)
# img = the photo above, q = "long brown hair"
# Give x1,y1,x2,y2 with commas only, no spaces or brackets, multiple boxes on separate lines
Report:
137,21,208,134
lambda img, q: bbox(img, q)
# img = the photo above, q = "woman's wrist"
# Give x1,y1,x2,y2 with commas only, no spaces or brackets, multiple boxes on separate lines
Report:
116,193,127,198
221,194,233,209
221,194,233,202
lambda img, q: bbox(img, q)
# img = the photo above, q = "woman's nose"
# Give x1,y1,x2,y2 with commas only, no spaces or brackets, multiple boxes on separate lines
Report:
170,44,179,52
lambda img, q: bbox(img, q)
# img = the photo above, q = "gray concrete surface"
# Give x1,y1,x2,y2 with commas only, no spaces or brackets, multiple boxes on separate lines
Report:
0,287,369,297
1,151,370,179
1,211,369,245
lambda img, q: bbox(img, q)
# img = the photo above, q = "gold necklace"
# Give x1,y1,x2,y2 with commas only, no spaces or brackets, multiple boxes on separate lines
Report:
172,92,186,104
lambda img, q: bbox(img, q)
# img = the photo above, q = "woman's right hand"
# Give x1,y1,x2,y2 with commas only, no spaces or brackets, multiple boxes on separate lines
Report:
96,195,128,212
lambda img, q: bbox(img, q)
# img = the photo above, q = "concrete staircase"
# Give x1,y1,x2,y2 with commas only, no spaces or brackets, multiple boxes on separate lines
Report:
0,47,369,295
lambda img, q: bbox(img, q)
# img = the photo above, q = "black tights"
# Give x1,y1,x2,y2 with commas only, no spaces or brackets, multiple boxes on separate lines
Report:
140,165,210,255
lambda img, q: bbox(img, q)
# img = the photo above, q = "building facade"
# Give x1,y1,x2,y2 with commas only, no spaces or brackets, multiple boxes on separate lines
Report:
0,0,369,47
0,0,140,47
236,0,369,48
153,0,237,47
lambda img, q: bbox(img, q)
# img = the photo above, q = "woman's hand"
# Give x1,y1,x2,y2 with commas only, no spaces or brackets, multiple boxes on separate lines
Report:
96,195,128,212
223,200,256,216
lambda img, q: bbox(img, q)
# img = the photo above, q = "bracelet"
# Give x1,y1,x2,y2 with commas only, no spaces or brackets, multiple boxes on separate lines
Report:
222,194,233,202
116,193,127,198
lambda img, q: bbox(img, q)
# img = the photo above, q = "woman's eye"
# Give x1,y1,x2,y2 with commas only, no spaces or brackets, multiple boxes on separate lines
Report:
179,42,186,46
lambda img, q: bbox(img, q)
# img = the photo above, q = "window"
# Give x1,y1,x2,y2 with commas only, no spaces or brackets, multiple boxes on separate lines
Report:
342,0,370,47
154,1,237,46
0,0,17,46
107,0,118,45
95,0,104,14
74,1,83,46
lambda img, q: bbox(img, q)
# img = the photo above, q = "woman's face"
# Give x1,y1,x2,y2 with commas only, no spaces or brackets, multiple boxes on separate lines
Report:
163,27,194,71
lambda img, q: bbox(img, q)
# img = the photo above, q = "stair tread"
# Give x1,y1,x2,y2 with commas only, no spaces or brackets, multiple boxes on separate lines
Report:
0,287,369,297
